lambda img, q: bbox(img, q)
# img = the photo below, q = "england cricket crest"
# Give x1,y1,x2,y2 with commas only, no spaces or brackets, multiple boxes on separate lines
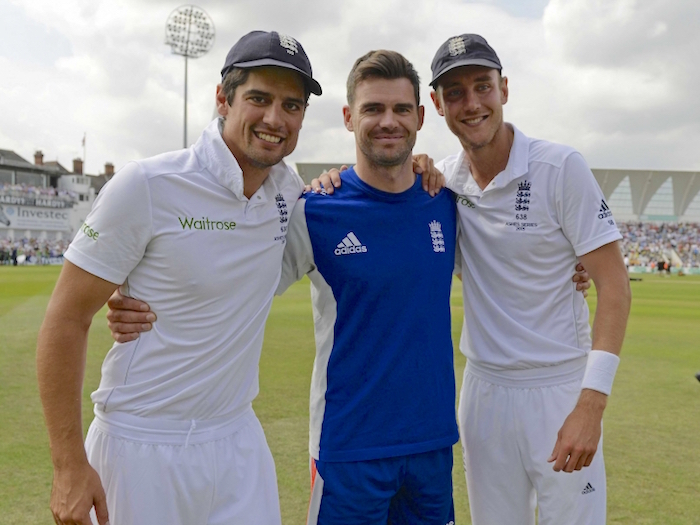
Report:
515,180,530,213
274,193,289,244
429,220,445,253
506,179,538,231
448,36,467,56
275,193,288,224
278,34,298,55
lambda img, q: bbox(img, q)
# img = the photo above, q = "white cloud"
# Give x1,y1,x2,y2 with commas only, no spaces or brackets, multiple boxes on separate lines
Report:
538,0,700,168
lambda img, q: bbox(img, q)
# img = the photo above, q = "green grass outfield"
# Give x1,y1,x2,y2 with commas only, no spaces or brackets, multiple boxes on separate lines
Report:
1,266,699,524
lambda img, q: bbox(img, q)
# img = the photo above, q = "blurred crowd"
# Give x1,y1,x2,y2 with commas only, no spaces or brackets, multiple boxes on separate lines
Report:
618,222,700,268
0,237,69,265
0,183,77,201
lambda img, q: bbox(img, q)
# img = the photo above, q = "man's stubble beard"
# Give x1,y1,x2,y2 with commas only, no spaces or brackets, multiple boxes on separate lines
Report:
244,137,289,169
455,113,503,153
358,134,416,169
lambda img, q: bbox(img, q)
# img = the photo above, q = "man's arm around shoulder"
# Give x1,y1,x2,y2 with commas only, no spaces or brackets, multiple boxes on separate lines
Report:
37,260,120,524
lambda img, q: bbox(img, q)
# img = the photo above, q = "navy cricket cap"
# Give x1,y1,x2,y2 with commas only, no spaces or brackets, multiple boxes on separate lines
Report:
429,34,502,88
221,30,322,96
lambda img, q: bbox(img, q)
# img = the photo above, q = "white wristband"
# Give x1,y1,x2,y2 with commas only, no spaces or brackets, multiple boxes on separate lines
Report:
581,350,620,396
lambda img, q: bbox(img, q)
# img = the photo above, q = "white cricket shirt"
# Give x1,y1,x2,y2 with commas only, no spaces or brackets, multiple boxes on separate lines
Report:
439,125,622,370
65,118,304,420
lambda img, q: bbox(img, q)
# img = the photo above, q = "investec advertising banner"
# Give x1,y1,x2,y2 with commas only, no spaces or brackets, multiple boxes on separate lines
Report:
0,195,72,232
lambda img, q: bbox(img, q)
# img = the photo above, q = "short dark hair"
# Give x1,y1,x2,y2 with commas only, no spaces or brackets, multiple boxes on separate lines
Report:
221,67,311,105
221,68,250,105
346,50,421,107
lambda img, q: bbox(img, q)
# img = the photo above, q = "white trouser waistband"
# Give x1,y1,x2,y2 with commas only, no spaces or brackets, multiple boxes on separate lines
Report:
466,356,587,388
92,404,255,445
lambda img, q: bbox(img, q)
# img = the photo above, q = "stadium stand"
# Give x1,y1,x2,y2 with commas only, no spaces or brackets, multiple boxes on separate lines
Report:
2,157,700,271
619,222,700,269
0,182,77,201
0,237,69,265
0,149,113,248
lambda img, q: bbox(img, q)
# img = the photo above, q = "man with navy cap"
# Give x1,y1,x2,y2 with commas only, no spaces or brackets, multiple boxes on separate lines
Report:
428,34,631,525
37,30,321,525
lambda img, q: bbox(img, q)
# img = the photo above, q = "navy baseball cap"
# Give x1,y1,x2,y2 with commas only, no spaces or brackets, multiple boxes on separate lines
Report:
221,30,322,96
429,34,502,88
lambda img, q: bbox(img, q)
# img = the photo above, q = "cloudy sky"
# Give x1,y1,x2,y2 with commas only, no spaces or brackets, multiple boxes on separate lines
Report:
1,0,698,176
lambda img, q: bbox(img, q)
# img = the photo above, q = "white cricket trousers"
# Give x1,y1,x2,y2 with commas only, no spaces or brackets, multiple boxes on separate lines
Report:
86,405,281,525
458,357,607,525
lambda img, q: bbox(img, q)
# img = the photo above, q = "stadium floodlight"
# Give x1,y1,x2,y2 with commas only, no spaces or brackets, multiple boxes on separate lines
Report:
165,5,215,148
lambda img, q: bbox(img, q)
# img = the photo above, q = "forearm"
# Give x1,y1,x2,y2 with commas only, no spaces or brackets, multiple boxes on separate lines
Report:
37,304,92,469
575,387,607,413
578,279,629,406
589,275,631,356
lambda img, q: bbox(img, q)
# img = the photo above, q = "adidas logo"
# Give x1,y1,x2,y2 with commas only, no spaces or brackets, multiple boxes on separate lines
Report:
598,199,612,219
335,232,368,256
582,482,596,495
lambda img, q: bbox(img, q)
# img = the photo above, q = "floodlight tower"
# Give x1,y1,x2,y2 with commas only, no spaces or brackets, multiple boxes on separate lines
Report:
165,5,215,148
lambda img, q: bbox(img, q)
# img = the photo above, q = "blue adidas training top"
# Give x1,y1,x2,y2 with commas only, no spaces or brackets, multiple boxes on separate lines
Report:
278,168,459,462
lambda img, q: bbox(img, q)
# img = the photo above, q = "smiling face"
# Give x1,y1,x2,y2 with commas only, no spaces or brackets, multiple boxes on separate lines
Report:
216,67,306,173
344,77,424,168
431,66,508,151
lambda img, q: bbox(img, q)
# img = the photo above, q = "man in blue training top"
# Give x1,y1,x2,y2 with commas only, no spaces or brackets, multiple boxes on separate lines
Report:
277,49,458,524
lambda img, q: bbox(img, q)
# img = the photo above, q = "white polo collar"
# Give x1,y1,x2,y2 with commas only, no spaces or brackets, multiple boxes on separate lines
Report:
193,118,292,203
192,118,245,198
446,124,531,196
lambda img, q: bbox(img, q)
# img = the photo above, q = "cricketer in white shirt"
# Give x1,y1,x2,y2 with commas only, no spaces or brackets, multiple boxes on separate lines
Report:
427,32,631,525
36,35,320,524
